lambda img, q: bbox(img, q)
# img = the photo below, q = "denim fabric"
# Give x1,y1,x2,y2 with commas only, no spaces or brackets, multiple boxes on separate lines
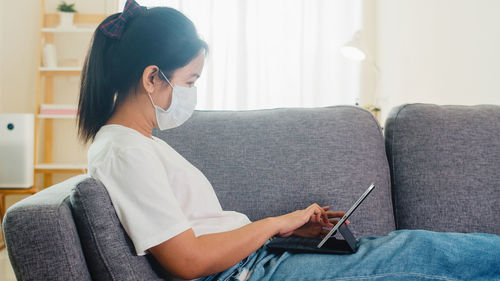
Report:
201,230,500,281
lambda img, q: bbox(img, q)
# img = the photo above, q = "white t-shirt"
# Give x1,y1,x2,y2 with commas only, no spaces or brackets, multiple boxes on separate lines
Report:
88,125,251,256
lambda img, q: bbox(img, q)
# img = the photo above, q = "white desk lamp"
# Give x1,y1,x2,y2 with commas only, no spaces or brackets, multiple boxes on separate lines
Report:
340,30,380,113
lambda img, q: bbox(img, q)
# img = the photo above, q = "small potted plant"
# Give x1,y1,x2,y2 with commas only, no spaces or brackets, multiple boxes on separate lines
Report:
57,1,77,28
363,104,381,120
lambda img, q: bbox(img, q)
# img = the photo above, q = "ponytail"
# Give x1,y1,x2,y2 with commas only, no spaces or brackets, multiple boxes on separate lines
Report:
78,14,118,143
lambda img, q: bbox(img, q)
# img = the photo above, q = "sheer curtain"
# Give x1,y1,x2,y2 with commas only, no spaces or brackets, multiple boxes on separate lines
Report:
121,0,362,110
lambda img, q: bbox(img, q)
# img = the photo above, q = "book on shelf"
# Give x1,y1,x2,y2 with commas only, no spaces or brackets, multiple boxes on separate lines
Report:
40,104,77,116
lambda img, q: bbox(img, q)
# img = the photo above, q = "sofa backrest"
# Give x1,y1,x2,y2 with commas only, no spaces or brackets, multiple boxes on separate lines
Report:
70,106,395,281
155,106,396,238
2,175,92,281
385,103,500,234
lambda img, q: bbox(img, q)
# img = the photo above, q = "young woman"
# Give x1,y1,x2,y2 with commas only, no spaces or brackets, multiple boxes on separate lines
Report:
79,1,500,280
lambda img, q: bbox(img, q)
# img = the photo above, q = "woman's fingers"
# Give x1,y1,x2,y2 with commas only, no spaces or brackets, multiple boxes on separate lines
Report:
307,204,349,227
326,211,346,218
318,206,329,225
278,204,346,237
307,204,328,225
328,217,350,225
321,228,331,235
325,211,350,225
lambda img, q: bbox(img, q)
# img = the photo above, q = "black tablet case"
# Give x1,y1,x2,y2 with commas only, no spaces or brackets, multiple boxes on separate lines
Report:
266,225,358,254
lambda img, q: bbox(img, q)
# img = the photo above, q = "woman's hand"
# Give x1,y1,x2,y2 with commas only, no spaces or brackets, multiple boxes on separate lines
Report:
274,203,334,237
292,206,347,238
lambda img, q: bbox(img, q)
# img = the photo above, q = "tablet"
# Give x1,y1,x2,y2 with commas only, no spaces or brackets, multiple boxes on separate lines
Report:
317,183,375,248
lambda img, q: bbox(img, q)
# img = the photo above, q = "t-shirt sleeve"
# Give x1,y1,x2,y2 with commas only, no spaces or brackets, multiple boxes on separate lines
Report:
91,147,191,256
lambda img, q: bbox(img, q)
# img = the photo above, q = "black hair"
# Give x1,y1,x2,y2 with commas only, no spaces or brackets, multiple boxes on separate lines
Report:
78,7,208,143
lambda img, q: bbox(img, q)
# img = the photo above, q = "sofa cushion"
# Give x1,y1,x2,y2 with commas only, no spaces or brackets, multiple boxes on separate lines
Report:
70,177,173,281
154,106,396,238
385,103,500,234
2,175,92,281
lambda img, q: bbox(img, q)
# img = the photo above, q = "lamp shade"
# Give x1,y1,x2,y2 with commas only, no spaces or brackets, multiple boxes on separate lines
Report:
340,31,366,61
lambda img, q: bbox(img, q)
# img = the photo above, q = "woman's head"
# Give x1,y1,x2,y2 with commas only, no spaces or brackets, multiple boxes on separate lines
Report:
78,5,207,143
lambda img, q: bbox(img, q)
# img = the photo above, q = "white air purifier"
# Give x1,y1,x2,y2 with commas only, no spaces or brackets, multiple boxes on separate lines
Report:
0,114,34,188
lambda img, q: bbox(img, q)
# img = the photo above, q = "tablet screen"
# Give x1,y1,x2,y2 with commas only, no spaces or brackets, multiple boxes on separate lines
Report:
317,183,375,248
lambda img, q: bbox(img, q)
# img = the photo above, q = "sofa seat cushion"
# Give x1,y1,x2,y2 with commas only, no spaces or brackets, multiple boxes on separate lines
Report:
385,103,500,234
70,177,172,281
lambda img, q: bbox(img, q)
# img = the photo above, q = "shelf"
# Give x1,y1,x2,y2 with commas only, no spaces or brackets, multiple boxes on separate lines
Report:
35,163,87,174
44,13,108,27
38,114,76,119
39,67,82,76
0,186,40,194
40,103,77,114
40,67,82,71
42,27,95,33
1,186,41,223
39,104,77,119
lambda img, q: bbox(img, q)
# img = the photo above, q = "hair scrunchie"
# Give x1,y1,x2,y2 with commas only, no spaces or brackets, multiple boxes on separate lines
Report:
99,0,146,40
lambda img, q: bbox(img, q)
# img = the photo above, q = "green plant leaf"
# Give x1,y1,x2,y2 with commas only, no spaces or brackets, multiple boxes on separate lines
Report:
57,1,77,13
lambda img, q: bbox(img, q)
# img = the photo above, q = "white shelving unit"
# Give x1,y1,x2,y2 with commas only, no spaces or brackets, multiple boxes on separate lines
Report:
35,163,87,174
34,3,108,188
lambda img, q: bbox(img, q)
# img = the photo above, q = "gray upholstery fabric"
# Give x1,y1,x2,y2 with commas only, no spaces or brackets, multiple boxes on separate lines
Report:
154,106,396,238
2,175,92,281
70,177,171,281
385,103,500,234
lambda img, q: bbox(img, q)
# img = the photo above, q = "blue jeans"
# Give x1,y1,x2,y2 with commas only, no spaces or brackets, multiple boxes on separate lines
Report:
200,230,500,281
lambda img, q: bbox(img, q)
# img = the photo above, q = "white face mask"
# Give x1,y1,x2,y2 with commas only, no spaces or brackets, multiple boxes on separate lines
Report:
148,70,197,130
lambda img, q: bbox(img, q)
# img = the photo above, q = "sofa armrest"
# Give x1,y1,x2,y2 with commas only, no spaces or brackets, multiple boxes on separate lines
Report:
2,175,92,281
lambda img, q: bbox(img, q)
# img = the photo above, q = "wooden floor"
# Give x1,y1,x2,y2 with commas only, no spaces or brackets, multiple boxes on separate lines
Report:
0,248,16,281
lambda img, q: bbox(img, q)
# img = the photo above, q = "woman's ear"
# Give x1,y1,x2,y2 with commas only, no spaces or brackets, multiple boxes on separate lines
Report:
141,65,160,93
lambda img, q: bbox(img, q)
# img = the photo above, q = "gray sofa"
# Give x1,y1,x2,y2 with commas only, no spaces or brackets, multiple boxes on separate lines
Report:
3,103,499,281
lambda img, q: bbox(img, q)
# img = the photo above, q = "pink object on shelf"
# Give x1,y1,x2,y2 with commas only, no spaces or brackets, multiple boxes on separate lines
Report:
39,104,77,116
39,108,77,115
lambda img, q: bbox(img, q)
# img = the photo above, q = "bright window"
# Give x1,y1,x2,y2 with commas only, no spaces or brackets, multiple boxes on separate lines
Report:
119,0,362,110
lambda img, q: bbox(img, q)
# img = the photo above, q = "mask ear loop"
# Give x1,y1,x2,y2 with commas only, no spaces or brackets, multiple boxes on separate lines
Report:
148,69,171,108
159,69,174,88
147,92,156,107
152,69,174,112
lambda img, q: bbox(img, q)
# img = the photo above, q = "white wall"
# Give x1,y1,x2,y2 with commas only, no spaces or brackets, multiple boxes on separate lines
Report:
0,5,3,113
375,0,500,122
0,1,40,113
359,0,378,108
